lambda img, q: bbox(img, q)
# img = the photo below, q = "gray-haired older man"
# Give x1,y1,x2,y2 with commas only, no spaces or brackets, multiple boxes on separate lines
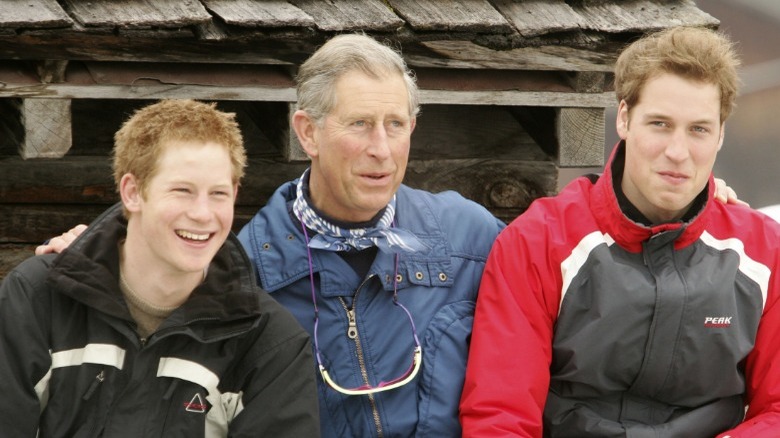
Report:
236,34,504,436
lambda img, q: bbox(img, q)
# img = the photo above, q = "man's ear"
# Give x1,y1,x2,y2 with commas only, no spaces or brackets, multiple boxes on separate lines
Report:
616,100,629,140
717,123,725,151
292,110,319,158
119,173,142,213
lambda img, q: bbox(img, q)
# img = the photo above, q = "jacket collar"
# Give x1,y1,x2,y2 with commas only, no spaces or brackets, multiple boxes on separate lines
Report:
48,203,262,327
591,141,715,252
247,181,451,297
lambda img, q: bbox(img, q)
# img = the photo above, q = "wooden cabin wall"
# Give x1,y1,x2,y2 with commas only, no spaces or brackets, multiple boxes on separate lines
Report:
0,98,557,279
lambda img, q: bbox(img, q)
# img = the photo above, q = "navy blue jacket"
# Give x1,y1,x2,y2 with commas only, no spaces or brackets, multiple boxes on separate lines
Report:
239,181,504,437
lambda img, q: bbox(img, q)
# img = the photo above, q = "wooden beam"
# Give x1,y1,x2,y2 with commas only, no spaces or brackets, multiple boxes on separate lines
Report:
556,107,605,167
415,40,618,72
0,155,554,242
0,82,615,108
18,99,73,159
565,71,607,93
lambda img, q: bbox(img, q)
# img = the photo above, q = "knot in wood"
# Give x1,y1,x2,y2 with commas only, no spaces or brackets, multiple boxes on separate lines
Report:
488,180,533,209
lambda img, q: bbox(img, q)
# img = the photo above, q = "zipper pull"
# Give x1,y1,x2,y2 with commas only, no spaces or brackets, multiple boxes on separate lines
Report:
346,308,358,339
82,370,105,401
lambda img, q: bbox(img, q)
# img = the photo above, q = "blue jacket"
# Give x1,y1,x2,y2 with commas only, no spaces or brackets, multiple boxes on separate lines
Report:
238,180,504,437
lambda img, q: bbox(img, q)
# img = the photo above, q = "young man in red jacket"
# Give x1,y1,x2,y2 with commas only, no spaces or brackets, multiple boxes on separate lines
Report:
461,26,780,437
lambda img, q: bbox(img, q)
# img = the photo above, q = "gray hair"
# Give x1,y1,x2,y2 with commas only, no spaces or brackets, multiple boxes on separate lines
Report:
295,33,420,124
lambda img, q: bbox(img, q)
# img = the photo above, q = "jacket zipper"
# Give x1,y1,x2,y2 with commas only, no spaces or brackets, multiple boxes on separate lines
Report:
82,370,105,401
339,274,384,438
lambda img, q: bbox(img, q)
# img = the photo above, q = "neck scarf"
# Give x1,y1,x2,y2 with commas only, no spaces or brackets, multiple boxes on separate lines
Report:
292,169,428,254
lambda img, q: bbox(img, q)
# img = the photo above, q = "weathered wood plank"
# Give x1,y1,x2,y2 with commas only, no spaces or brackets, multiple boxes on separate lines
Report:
416,40,617,71
0,31,312,64
0,0,73,28
0,156,115,204
410,104,548,160
0,31,621,70
0,60,298,101
404,159,557,224
573,0,719,34
0,84,615,108
81,61,296,88
566,71,607,93
289,0,403,31
0,156,310,206
490,0,585,37
13,99,73,159
0,203,274,245
0,204,111,243
0,155,552,239
418,90,615,108
388,0,511,32
62,0,212,28
203,0,315,27
556,107,605,167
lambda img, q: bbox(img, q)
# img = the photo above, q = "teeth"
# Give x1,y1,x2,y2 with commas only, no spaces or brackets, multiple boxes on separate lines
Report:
177,230,210,241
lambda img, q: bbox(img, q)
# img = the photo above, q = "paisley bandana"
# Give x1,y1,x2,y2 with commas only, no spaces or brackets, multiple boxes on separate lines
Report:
292,169,428,254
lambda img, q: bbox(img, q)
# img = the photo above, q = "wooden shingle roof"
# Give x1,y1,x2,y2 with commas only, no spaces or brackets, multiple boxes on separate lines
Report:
0,0,718,105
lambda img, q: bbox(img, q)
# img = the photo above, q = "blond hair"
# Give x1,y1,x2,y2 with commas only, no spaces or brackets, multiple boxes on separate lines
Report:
614,26,741,122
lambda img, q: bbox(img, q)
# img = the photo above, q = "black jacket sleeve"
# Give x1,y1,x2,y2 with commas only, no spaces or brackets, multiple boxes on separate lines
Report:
0,256,55,437
227,293,320,437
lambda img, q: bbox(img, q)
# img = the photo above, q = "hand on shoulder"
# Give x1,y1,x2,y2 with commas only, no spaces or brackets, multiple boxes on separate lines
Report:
35,224,88,255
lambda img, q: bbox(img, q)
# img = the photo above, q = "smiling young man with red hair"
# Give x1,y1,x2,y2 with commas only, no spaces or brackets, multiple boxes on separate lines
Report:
0,100,319,437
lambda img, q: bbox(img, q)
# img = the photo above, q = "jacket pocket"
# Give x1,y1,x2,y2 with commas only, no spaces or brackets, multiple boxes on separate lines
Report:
416,300,474,437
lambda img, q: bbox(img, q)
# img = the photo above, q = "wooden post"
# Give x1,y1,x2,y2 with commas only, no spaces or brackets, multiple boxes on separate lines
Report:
283,103,308,162
18,99,73,159
556,107,605,168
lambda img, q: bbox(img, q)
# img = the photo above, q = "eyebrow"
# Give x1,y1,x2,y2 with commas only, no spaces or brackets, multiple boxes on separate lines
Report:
642,112,718,125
